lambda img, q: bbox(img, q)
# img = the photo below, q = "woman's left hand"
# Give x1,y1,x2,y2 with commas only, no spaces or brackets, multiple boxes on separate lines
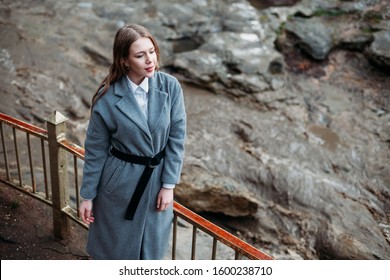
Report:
156,188,173,212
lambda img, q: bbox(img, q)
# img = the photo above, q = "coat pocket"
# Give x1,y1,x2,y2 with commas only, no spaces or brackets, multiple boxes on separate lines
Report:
100,159,125,194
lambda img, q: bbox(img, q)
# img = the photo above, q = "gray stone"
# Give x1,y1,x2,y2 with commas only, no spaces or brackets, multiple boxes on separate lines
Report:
366,30,390,69
0,0,389,260
176,166,260,217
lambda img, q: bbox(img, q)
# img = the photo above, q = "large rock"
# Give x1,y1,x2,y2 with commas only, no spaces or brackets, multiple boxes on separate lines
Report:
0,0,389,260
174,32,284,96
176,166,260,217
366,30,390,70
180,78,390,259
279,0,390,68
285,17,334,60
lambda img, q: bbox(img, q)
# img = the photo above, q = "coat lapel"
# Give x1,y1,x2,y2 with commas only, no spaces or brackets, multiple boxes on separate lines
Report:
115,77,152,140
148,73,168,134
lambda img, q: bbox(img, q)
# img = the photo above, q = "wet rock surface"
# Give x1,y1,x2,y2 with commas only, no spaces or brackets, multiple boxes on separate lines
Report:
0,0,389,259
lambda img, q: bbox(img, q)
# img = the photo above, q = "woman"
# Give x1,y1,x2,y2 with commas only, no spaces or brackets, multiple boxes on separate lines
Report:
79,24,186,260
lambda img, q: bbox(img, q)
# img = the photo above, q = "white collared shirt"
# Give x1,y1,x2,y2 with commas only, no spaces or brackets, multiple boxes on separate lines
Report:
126,76,149,119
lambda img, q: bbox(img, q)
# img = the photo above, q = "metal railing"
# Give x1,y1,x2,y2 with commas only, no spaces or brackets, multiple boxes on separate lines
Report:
0,111,272,260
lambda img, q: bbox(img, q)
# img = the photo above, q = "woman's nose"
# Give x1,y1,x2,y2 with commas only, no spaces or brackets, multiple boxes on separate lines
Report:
145,54,152,63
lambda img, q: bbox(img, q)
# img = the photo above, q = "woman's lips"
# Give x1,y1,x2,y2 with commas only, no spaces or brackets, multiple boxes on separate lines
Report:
145,66,154,72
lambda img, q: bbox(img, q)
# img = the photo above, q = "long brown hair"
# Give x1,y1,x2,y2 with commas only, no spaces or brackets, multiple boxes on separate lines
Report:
91,24,160,106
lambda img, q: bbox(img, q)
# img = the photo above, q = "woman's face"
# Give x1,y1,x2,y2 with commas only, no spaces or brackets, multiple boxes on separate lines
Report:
124,37,157,85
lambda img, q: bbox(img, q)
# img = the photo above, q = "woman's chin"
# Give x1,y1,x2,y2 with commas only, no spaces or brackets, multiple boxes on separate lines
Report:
146,70,155,78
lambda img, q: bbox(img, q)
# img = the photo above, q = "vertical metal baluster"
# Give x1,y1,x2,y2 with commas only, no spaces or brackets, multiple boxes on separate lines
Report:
235,251,240,260
191,225,197,260
13,127,22,187
74,155,80,216
172,214,178,260
26,133,36,192
212,237,217,260
41,139,49,199
0,123,10,180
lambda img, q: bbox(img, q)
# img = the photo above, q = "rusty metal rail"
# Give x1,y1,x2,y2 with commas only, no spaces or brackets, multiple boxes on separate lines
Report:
0,111,272,260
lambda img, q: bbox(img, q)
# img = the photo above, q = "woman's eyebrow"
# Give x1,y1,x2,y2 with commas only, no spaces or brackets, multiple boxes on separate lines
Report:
136,47,155,53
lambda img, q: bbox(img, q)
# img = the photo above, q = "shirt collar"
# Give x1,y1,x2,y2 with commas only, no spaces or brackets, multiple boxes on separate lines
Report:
126,76,149,93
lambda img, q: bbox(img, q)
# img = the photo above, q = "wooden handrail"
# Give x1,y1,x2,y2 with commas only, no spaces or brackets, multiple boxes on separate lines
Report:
59,139,85,159
174,201,273,260
0,112,47,138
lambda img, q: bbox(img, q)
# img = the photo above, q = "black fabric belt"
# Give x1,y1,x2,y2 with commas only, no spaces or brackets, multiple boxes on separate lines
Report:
110,146,166,220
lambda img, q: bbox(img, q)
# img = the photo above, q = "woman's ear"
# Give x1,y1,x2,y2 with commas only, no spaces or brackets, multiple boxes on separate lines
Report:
122,60,130,70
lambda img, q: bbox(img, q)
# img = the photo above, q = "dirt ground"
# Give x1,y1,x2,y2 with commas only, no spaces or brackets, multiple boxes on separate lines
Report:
0,182,90,260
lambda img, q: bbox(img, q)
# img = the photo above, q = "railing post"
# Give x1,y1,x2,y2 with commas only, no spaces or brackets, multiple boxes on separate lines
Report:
45,111,69,239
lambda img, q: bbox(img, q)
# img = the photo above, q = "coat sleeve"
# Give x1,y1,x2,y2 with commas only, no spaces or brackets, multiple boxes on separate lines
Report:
161,80,186,185
80,107,111,200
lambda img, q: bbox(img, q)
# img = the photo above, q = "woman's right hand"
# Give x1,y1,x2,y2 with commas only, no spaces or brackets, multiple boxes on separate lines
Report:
79,199,94,225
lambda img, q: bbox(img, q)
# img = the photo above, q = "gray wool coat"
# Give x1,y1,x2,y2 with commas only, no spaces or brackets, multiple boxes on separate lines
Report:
80,71,186,260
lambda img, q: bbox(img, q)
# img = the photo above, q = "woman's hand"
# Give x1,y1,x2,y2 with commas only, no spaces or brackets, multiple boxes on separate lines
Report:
156,188,174,212
79,199,94,224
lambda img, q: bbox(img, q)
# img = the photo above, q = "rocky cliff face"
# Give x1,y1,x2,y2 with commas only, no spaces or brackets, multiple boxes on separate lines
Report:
0,0,389,259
